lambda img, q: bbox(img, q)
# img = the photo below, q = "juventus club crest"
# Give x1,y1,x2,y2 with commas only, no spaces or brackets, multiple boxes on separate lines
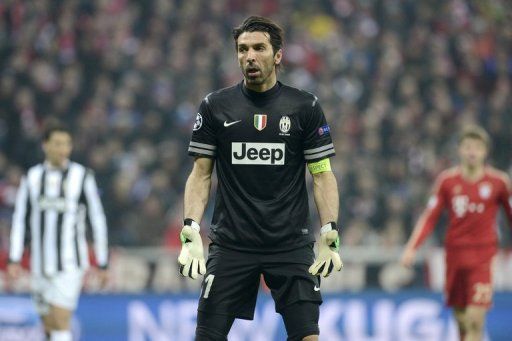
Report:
254,114,267,131
279,116,291,135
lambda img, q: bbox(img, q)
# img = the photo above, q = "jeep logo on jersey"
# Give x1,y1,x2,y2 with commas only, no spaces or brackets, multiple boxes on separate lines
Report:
232,143,285,165
254,114,267,131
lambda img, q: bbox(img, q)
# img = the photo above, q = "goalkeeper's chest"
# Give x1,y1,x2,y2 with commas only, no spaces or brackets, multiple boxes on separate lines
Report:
215,111,303,166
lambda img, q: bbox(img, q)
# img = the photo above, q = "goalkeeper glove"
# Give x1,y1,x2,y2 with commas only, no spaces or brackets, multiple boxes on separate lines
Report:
309,222,343,277
178,219,206,279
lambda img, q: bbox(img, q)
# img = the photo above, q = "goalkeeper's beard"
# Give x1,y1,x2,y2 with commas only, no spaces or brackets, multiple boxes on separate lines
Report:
243,65,274,85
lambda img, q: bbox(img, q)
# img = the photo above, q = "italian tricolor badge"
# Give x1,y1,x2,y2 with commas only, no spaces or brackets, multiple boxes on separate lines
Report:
254,114,267,131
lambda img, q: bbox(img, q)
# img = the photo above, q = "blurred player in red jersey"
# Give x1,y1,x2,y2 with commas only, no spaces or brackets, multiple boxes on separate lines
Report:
401,125,512,341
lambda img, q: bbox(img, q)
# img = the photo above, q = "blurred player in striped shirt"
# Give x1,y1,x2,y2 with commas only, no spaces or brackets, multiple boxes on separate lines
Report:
8,123,109,341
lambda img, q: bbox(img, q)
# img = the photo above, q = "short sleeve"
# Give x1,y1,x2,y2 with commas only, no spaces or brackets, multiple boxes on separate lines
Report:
303,100,335,162
188,97,217,158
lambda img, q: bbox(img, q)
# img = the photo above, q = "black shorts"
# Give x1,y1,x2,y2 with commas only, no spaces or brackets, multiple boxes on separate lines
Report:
198,243,322,320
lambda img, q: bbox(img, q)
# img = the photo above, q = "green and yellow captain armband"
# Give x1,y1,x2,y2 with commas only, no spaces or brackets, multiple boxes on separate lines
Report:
307,158,332,174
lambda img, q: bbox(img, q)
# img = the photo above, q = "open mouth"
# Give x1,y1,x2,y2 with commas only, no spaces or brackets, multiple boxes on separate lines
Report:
246,66,261,77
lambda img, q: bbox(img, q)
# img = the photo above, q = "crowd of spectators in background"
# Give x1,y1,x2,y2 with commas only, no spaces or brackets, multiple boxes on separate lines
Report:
0,0,511,251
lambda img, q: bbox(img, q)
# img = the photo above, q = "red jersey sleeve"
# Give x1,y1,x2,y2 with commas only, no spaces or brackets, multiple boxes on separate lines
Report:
498,174,512,227
410,174,448,250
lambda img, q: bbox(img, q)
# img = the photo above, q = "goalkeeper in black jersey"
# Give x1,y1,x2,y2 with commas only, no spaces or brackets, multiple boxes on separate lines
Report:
178,16,342,341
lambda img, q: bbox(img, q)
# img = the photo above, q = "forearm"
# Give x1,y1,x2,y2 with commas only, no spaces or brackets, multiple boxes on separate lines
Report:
9,227,24,263
405,218,429,251
91,222,108,268
312,171,339,226
502,184,512,228
184,160,212,223
84,174,109,267
9,220,25,263
405,209,440,251
10,178,29,263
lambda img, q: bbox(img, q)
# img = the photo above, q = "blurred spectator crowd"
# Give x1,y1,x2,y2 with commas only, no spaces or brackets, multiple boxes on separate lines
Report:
0,0,511,251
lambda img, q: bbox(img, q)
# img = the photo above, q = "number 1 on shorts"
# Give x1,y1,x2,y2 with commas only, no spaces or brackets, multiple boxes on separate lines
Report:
203,274,215,299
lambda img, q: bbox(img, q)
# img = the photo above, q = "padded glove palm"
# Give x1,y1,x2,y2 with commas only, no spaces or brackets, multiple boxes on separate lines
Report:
178,225,206,279
309,229,343,277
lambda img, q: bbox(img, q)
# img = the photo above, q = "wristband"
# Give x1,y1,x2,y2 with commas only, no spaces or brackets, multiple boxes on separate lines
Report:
320,221,338,234
184,218,200,231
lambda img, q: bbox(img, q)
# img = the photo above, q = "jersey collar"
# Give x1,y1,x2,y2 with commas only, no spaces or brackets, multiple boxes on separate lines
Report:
43,160,70,172
240,81,282,101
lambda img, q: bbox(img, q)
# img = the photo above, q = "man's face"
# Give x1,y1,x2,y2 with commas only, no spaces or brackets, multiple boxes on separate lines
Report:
43,131,72,167
458,137,487,168
237,31,282,89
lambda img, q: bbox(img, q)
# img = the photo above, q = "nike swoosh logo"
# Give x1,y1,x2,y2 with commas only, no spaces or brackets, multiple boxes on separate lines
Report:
224,120,242,127
314,286,320,291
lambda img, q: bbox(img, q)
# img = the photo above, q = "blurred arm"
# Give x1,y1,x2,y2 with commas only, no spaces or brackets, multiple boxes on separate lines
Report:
499,174,512,227
9,176,30,264
406,198,444,251
84,172,109,268
184,157,214,223
401,176,446,266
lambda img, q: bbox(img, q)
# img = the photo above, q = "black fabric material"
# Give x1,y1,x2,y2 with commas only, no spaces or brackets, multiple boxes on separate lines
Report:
198,243,322,320
195,311,235,341
188,81,335,253
280,301,320,341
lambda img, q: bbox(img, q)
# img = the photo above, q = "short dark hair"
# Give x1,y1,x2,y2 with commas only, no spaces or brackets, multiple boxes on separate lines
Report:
458,125,490,148
232,16,284,57
42,122,72,142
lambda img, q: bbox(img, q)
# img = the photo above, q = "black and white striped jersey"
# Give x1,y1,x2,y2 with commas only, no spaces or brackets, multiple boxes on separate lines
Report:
188,81,335,252
9,161,108,276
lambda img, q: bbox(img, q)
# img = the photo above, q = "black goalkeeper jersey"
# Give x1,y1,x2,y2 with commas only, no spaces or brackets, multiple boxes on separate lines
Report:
188,81,335,252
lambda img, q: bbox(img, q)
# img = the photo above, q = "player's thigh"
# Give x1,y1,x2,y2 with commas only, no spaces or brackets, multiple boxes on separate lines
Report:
49,304,73,330
47,271,85,313
262,245,321,314
196,311,235,341
453,307,466,325
199,244,261,319
302,336,318,341
467,261,493,307
280,301,320,341
445,261,469,307
465,305,487,330
40,313,53,332
31,276,51,317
